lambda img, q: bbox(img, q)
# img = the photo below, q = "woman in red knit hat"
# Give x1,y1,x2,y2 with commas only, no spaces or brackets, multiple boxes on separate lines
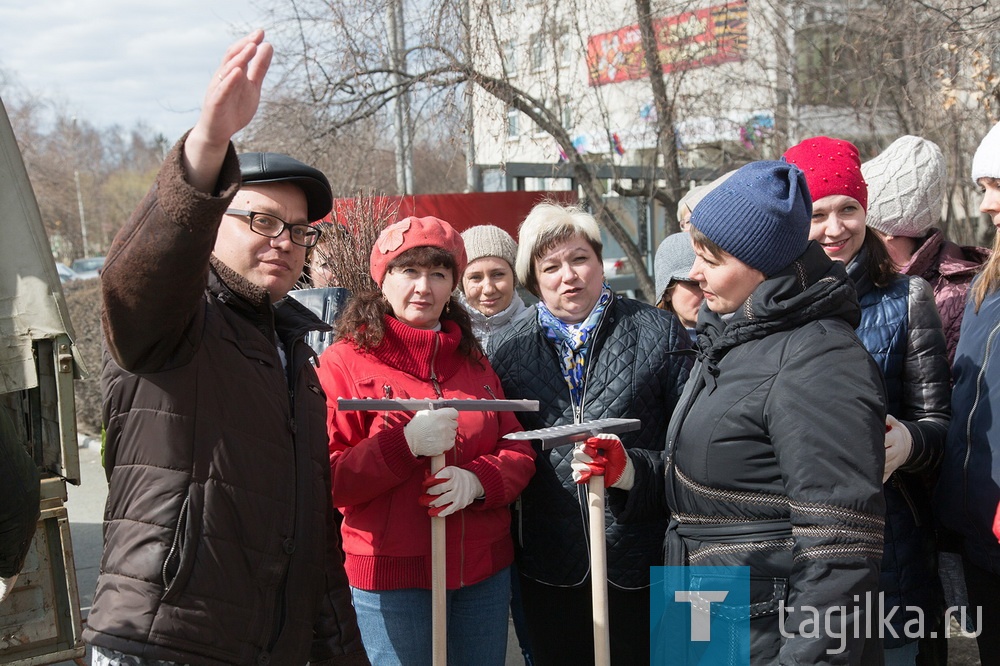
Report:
784,137,950,666
315,215,535,665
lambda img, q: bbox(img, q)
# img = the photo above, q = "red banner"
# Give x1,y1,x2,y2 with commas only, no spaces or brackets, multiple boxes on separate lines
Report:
329,190,578,239
587,1,748,86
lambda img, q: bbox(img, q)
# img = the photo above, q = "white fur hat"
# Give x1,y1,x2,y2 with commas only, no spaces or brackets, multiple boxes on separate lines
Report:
862,135,946,238
972,122,1000,183
515,203,602,289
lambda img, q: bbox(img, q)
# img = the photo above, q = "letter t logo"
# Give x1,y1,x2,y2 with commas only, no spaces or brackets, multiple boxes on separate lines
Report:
675,590,729,641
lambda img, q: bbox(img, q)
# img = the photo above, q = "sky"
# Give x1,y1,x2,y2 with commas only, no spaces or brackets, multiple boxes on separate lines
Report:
0,1,275,142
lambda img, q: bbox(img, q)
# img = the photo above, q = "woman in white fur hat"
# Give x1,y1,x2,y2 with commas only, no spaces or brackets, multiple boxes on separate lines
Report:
457,225,527,356
489,201,692,665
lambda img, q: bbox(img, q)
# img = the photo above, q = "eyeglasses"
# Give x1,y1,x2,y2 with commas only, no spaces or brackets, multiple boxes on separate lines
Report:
225,209,320,248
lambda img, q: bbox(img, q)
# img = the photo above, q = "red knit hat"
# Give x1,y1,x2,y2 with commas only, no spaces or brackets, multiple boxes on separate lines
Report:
782,136,868,212
370,216,468,287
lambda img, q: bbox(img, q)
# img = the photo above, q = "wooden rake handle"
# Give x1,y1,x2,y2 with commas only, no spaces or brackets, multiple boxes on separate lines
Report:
588,475,611,666
431,453,447,666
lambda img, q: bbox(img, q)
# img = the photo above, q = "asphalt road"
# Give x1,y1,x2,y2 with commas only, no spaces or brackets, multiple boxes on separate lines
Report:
58,443,983,665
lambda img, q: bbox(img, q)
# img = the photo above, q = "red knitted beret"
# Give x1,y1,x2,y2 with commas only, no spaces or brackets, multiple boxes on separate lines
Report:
782,136,868,212
370,216,468,287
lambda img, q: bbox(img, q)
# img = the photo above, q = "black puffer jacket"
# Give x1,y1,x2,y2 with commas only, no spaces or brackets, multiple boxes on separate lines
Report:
849,260,950,649
490,295,691,588
653,244,887,664
84,138,367,666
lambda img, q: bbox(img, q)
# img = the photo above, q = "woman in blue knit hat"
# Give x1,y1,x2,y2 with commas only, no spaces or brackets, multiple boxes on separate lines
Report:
600,161,889,663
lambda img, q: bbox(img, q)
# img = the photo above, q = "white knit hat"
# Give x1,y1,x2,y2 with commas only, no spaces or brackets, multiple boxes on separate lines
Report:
862,135,946,238
461,225,518,273
972,122,1000,183
515,203,602,290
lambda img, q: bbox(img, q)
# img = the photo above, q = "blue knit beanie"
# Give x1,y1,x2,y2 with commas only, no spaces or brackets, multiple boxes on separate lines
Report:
689,161,812,276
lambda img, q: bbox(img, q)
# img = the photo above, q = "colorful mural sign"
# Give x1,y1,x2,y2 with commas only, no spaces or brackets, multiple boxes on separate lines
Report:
587,1,748,86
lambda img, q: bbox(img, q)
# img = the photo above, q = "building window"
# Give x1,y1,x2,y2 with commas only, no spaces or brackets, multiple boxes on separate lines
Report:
530,32,545,71
560,97,573,128
795,24,884,106
531,98,546,136
558,25,573,67
507,107,519,137
503,40,517,78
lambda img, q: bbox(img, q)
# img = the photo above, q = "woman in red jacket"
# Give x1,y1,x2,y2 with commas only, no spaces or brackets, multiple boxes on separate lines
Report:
316,215,535,665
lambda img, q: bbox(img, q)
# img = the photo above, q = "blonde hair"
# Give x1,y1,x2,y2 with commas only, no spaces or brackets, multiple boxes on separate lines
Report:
970,178,999,311
515,202,603,296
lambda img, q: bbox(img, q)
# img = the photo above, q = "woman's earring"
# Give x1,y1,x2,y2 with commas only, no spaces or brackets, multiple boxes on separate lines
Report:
446,300,451,314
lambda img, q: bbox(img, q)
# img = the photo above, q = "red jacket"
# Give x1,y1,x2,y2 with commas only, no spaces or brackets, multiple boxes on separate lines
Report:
316,316,534,591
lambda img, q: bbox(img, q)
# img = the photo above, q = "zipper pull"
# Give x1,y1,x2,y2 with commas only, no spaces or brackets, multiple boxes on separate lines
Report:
382,385,393,427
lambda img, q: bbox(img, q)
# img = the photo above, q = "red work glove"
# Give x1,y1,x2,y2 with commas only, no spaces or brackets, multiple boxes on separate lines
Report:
993,501,1000,544
570,434,635,490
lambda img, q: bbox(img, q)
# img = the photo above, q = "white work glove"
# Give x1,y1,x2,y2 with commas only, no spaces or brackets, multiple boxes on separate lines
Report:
420,466,484,518
883,414,913,483
0,575,17,604
404,408,459,458
571,434,635,491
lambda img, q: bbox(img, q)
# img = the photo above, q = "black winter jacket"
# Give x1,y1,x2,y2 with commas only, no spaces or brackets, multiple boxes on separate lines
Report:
849,260,950,648
84,138,367,666
490,295,691,588
645,244,887,664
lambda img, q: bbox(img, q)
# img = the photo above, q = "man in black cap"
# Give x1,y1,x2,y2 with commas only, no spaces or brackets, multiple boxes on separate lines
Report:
83,30,368,666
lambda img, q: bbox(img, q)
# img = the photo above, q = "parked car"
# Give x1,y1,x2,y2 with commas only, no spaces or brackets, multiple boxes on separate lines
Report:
70,256,105,280
600,229,634,278
55,263,78,283
603,256,633,277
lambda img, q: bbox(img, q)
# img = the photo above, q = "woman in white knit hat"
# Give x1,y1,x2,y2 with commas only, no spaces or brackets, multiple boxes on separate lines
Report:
937,122,1000,664
863,134,990,363
458,225,527,355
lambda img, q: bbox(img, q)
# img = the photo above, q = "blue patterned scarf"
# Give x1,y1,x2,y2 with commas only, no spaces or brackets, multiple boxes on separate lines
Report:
537,286,612,408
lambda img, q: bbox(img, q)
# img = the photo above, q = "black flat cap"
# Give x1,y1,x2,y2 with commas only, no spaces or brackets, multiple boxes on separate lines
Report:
238,152,333,222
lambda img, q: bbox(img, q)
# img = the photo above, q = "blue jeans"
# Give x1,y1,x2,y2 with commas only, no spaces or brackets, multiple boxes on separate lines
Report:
351,567,510,666
884,640,919,666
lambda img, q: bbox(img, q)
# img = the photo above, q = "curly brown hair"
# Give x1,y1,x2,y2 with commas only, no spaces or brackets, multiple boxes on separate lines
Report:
334,246,483,361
